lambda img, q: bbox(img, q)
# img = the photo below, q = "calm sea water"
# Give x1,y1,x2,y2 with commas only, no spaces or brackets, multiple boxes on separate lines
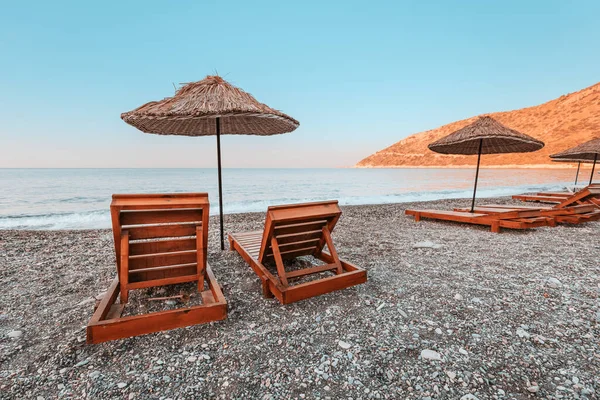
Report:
0,168,583,230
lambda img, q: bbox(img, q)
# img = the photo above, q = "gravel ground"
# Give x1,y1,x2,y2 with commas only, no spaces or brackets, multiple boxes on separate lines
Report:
1,197,599,400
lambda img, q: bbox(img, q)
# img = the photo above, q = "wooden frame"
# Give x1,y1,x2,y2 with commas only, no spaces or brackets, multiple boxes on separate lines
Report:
513,185,600,205
405,209,553,233
461,203,600,225
87,193,226,344
228,201,367,304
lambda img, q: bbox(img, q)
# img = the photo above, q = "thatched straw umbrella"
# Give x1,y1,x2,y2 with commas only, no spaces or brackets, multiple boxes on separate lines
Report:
550,137,600,186
121,75,299,250
428,116,545,212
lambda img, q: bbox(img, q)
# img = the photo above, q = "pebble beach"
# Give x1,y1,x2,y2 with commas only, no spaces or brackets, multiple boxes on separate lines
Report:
1,197,599,399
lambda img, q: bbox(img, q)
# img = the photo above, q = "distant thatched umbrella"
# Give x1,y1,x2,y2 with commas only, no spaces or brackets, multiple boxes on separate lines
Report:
121,75,299,250
550,137,600,186
428,116,545,212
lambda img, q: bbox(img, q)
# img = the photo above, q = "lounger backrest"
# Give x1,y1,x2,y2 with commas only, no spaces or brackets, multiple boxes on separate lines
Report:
258,201,342,263
556,186,600,209
110,193,209,283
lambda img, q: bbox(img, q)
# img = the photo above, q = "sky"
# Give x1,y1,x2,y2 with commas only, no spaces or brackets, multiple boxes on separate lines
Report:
1,0,599,168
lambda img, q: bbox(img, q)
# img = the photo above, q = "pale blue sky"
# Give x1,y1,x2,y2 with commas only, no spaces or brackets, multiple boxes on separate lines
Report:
1,0,599,168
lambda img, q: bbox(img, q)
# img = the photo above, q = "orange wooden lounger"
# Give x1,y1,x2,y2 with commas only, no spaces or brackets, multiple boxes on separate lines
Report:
228,201,367,304
513,184,600,204
405,209,553,233
456,204,600,225
87,193,227,344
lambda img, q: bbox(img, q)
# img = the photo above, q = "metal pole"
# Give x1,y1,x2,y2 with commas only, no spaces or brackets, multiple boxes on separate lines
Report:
590,153,598,186
574,162,580,185
216,117,225,250
470,139,483,213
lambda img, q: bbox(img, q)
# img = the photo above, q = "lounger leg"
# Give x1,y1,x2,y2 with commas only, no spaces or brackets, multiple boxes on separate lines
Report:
196,226,205,292
322,227,343,274
261,276,274,298
414,213,421,222
119,230,130,303
228,235,234,251
491,222,500,233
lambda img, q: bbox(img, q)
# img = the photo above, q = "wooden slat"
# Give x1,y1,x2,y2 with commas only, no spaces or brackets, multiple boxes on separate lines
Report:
121,209,204,226
275,230,323,244
285,263,338,279
128,223,199,240
266,239,320,257
127,274,198,289
265,246,316,260
129,250,197,270
129,238,196,256
128,262,197,275
273,220,328,236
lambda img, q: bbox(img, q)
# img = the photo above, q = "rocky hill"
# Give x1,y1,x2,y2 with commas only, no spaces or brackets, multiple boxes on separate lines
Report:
356,83,600,167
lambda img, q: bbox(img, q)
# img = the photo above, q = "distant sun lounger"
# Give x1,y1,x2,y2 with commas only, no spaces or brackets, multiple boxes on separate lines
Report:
228,201,367,304
513,184,600,204
461,186,600,225
404,208,554,233
87,193,227,344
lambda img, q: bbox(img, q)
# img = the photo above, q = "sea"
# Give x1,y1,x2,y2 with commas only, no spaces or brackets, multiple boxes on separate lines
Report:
0,168,585,230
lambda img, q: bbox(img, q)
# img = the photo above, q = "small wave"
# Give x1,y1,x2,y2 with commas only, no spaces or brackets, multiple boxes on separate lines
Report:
0,182,570,230
0,210,111,230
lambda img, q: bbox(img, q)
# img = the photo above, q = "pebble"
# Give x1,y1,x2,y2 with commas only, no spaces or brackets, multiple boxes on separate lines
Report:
165,300,177,305
460,395,480,400
117,382,127,389
435,328,443,335
446,371,456,380
459,348,468,355
413,241,442,249
516,327,530,338
74,359,89,368
7,330,22,339
547,277,562,288
454,294,464,301
186,356,197,363
338,340,352,350
528,385,539,393
420,349,442,361
88,371,101,379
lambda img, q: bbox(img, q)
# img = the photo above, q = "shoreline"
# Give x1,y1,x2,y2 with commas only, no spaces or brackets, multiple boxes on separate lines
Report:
1,197,599,399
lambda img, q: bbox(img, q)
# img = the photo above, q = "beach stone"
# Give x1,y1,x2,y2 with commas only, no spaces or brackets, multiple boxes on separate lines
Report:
460,395,480,400
117,382,127,389
454,294,464,301
459,348,468,355
435,328,443,335
7,330,22,339
421,349,442,361
186,356,197,363
413,241,442,249
88,371,101,379
528,385,539,393
547,277,562,288
516,327,530,338
165,300,177,305
73,359,89,368
338,340,352,350
446,371,457,380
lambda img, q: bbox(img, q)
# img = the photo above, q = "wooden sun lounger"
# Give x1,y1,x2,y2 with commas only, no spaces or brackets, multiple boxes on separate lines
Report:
404,209,553,233
513,185,600,204
228,201,367,304
87,193,227,344
456,204,600,224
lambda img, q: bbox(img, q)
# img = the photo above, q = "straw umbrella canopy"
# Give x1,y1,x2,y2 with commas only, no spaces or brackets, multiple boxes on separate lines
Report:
428,116,545,212
550,137,600,186
121,75,300,250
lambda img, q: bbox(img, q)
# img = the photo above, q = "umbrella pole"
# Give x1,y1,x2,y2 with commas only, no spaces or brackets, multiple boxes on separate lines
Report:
216,117,225,250
470,139,483,213
590,154,598,186
574,162,580,185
